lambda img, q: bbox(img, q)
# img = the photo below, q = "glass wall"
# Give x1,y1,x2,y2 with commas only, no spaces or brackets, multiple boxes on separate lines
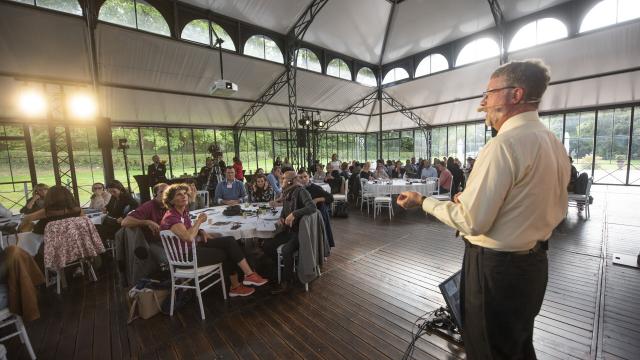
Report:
630,107,640,185
431,127,447,160
70,127,103,206
593,108,631,184
0,125,31,213
565,111,596,174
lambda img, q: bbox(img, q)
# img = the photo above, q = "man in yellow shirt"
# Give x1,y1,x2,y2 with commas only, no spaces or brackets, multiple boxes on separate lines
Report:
399,59,569,360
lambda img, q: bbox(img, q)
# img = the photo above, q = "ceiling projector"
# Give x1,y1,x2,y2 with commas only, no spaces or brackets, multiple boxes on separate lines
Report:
209,80,238,96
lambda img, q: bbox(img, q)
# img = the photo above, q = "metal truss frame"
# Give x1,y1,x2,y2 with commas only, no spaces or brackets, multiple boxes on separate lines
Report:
324,90,378,130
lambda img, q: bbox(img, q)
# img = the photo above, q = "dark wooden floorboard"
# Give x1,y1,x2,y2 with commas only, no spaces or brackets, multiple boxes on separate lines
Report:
5,185,640,360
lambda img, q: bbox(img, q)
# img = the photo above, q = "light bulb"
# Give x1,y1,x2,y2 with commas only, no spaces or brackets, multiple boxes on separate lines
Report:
18,89,47,117
68,93,97,119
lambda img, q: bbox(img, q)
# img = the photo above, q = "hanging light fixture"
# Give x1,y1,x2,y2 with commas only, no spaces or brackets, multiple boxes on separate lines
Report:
68,92,97,119
18,87,47,117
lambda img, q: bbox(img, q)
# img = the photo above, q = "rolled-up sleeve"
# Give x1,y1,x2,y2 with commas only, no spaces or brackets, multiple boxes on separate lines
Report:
422,142,513,236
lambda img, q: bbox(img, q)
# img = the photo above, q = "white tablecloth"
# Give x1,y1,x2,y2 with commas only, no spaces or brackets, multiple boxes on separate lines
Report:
311,182,332,193
365,179,437,197
193,204,282,240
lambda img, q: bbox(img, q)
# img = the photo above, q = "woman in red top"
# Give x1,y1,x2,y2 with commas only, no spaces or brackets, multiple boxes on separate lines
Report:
233,157,244,181
160,184,266,297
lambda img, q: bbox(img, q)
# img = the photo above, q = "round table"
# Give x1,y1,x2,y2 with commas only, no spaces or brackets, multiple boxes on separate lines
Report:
365,179,437,196
193,204,282,240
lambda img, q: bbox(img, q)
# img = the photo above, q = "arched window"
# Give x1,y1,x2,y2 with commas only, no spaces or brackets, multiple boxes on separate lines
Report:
12,0,82,15
244,35,284,63
99,0,170,36
580,0,640,33
455,38,500,67
296,48,321,72
415,54,449,77
181,20,236,51
382,67,409,85
509,18,568,52
327,59,352,80
356,67,377,87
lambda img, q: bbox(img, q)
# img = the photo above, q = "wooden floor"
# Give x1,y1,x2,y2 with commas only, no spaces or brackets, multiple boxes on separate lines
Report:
4,186,640,360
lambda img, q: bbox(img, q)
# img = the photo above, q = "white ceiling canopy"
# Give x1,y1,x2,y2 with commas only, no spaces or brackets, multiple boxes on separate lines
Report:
304,0,391,64
271,70,375,112
180,0,311,34
382,0,495,63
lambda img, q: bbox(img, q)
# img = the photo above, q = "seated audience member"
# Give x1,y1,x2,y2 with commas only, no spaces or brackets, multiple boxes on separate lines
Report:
214,167,247,205
0,245,45,321
325,170,344,194
447,157,465,197
360,162,372,180
312,164,326,182
232,157,244,181
436,162,453,194
297,169,334,247
391,161,405,179
25,185,83,236
20,184,48,214
100,180,139,240
255,168,265,176
404,160,417,178
0,203,12,218
274,156,282,167
568,156,578,192
466,157,475,173
420,160,438,179
248,174,275,203
160,184,267,297
89,182,111,211
282,157,293,171
339,162,351,179
265,171,316,294
186,182,206,211
267,165,283,197
374,164,390,180
121,183,168,242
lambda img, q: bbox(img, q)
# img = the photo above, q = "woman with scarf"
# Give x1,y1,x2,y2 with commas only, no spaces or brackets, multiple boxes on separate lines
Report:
262,171,316,294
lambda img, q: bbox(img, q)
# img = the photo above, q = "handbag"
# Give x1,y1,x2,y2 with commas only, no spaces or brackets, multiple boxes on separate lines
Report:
333,202,349,218
127,279,169,323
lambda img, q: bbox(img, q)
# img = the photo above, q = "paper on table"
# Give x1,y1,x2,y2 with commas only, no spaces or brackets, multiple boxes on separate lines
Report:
256,220,277,232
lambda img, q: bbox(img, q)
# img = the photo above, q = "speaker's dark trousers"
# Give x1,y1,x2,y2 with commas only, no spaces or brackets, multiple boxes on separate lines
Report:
460,240,548,360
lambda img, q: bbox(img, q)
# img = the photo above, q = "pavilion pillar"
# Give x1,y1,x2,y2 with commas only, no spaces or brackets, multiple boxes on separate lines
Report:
97,117,115,183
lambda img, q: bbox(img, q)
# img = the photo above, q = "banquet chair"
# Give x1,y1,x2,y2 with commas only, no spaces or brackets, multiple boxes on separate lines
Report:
0,308,36,360
331,177,348,213
359,179,374,215
196,190,210,208
276,244,318,292
373,184,394,220
43,217,104,294
160,230,226,320
568,177,593,219
425,177,440,195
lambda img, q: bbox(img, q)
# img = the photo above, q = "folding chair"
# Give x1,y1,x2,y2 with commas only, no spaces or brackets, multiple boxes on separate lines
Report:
0,308,36,360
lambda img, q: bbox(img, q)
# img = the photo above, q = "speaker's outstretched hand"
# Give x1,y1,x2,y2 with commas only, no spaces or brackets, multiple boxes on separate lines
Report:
397,191,423,209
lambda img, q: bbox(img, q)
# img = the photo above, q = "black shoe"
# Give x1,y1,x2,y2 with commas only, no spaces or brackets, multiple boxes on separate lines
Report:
270,281,291,295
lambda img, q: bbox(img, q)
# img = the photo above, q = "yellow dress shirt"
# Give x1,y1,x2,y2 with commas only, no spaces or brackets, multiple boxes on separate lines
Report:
422,111,570,251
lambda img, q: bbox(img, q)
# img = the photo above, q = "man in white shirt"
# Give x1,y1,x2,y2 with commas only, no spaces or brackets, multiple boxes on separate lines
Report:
398,59,569,360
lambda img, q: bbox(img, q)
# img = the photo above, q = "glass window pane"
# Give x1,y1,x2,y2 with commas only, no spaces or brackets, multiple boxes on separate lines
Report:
136,0,170,36
36,0,82,15
594,108,631,184
565,112,595,175
168,128,195,178
181,19,210,45
382,67,409,85
193,128,216,174
356,67,377,87
456,38,500,66
70,127,103,206
327,59,351,80
629,106,640,185
212,22,236,51
296,48,321,73
99,0,136,28
0,126,30,213
111,127,142,194
264,37,284,63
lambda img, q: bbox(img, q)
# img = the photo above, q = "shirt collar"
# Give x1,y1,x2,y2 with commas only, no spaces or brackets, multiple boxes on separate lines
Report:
497,111,540,135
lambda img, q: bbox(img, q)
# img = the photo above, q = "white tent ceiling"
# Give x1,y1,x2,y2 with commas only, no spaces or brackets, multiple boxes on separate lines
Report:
179,0,573,64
